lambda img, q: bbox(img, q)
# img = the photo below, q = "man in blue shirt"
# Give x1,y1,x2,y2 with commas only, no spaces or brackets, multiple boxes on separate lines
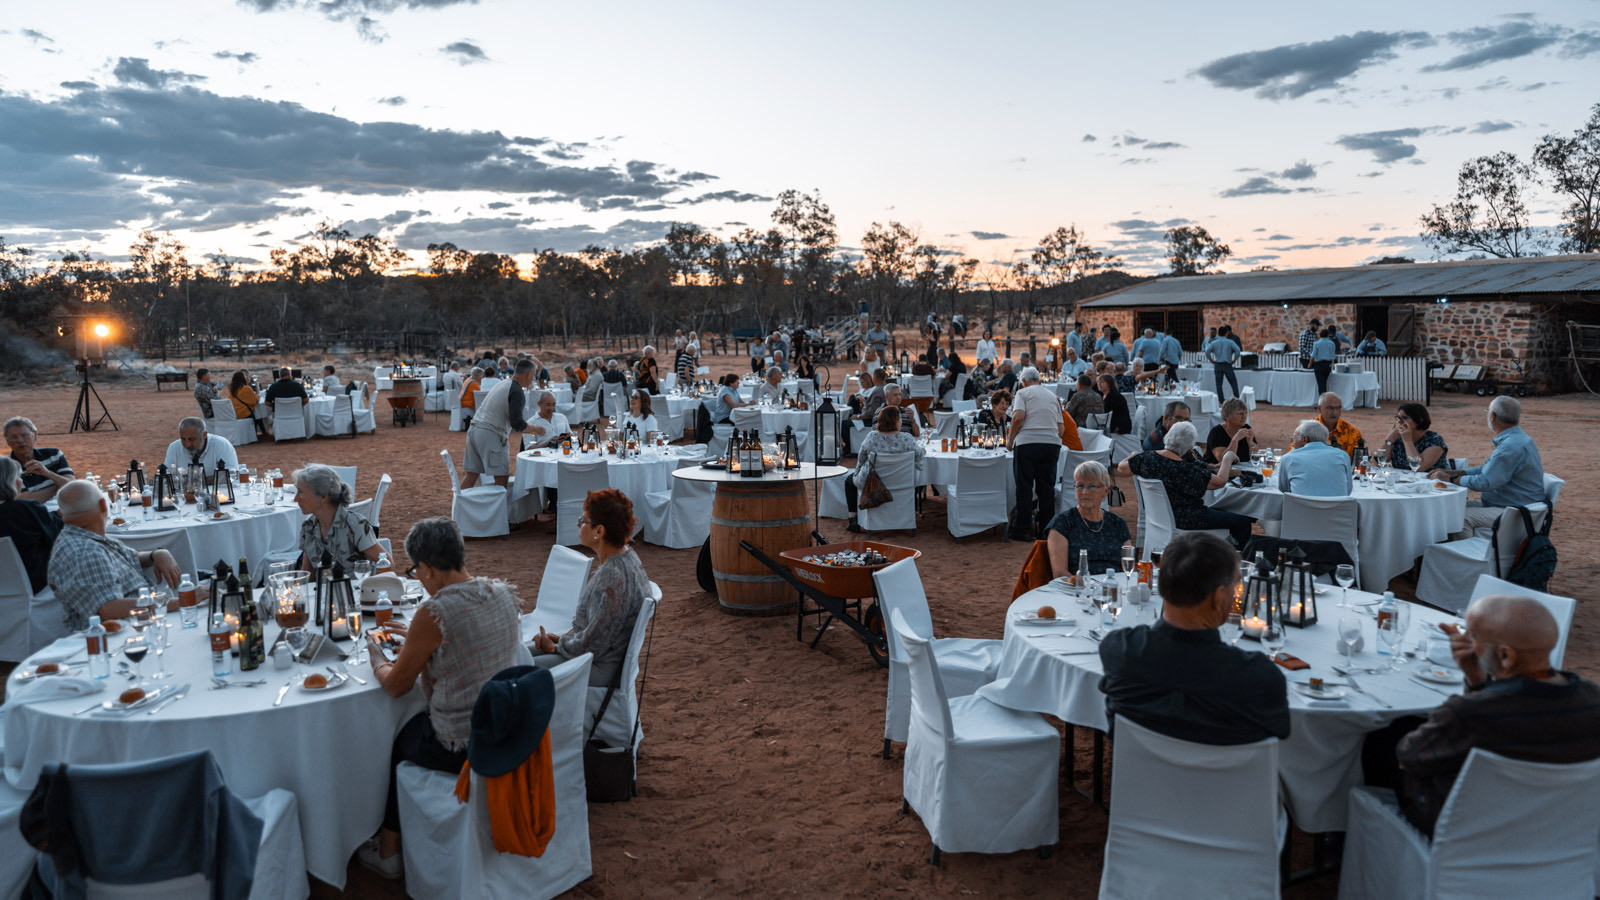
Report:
1277,420,1352,497
1430,396,1547,539
1311,327,1339,396
1066,322,1085,359
1200,327,1218,354
1159,330,1183,386
1132,328,1163,372
1061,347,1088,380
1205,329,1241,400
1095,325,1112,356
1356,331,1387,356
1105,328,1130,365
1143,400,1193,454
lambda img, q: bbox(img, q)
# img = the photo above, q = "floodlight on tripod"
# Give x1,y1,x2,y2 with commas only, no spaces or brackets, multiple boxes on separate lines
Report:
59,318,118,433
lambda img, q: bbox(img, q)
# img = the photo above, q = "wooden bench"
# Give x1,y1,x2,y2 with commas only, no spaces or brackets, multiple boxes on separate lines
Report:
155,372,190,391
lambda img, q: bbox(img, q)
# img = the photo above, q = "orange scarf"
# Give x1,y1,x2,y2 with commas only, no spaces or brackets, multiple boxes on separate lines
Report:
454,732,557,857
1060,410,1083,451
1011,539,1054,600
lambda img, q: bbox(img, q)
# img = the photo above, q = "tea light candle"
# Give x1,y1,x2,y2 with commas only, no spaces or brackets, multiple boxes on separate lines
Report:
330,617,349,640
1242,616,1266,638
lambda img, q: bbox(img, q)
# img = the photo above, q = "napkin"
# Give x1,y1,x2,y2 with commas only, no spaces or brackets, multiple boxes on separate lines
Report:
30,636,87,665
1,675,104,713
1273,653,1311,671
1301,698,1349,708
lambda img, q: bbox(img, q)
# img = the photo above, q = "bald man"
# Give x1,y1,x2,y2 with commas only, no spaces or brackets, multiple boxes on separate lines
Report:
1392,595,1600,835
48,480,181,631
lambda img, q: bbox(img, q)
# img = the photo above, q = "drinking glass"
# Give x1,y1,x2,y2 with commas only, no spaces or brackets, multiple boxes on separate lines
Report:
1261,620,1286,660
1385,604,1411,670
347,606,364,663
149,600,173,679
1220,613,1242,646
1334,564,1356,608
1121,546,1136,578
123,633,150,682
1339,616,1363,668
283,626,309,657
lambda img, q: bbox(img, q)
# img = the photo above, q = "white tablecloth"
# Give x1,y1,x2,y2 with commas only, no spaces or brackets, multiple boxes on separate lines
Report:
739,380,801,402
510,448,694,519
1175,368,1377,408
976,586,1459,832
4,613,425,887
1208,480,1468,588
373,366,438,391
106,497,301,577
1133,390,1219,422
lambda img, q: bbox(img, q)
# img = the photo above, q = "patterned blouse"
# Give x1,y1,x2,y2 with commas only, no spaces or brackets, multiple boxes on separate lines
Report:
557,547,650,686
1390,430,1448,471
421,577,524,751
298,505,378,568
1127,450,1214,530
1047,508,1131,576
854,429,925,487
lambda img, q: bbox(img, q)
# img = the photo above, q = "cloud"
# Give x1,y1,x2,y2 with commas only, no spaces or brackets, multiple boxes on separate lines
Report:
1193,30,1432,100
1277,160,1317,180
20,29,54,44
1120,157,1155,166
59,81,98,90
1422,20,1598,72
112,57,207,88
441,40,487,64
1471,120,1515,133
1265,235,1377,251
485,201,513,209
1334,128,1424,163
1111,133,1184,150
239,0,480,41
394,216,668,253
1081,134,1097,143
1267,234,1293,240
213,50,260,64
1220,176,1294,198
377,95,406,106
679,190,771,204
970,231,1011,240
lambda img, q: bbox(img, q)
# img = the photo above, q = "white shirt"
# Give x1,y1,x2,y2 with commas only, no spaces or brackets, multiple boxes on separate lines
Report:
1012,383,1064,447
443,370,464,392
164,433,239,473
976,339,998,363
524,410,570,448
321,375,341,393
623,413,660,437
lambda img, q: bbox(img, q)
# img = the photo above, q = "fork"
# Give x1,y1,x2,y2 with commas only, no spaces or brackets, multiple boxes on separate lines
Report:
1341,671,1391,708
334,662,367,685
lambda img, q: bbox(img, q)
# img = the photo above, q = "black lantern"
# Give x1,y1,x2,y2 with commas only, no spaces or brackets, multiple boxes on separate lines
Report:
220,571,248,623
780,425,799,470
125,460,146,495
1241,554,1283,639
152,464,178,512
324,561,356,641
212,459,235,505
957,418,970,450
1281,545,1318,627
313,550,332,626
207,560,232,618
812,396,840,466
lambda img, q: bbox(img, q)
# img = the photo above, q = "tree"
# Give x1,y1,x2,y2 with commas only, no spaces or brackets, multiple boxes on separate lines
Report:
1533,102,1600,254
859,221,919,322
1367,256,1415,265
663,222,718,287
1030,225,1119,289
1165,225,1232,276
1419,152,1543,258
771,189,838,322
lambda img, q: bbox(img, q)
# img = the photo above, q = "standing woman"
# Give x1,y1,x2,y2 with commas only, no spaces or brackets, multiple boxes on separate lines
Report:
635,346,659,394
229,370,269,436
976,330,999,367
293,464,382,569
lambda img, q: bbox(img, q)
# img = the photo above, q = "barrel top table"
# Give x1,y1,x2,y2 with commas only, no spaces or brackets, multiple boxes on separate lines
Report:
681,464,848,614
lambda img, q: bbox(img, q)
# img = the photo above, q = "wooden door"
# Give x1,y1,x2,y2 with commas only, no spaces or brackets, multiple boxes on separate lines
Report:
1388,306,1417,355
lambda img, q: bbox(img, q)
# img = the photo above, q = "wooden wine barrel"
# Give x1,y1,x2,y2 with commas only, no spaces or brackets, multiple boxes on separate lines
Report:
710,480,811,615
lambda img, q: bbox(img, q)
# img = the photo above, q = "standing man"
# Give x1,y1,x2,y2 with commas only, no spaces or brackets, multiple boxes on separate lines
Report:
4,417,73,502
1066,322,1085,360
1298,318,1321,368
1095,324,1113,356
1133,329,1162,372
865,321,890,356
1200,327,1218,354
1206,328,1241,401
1429,396,1546,539
1160,330,1183,386
1311,327,1339,397
1006,367,1065,541
461,358,537,491
194,368,219,419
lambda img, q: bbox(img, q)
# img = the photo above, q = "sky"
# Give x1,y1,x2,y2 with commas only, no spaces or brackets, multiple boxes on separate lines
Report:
1,0,1597,276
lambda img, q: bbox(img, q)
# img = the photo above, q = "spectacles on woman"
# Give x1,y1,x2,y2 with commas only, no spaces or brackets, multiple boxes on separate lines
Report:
1073,483,1103,492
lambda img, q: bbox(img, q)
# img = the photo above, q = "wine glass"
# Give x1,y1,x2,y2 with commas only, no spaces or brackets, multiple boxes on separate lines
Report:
149,591,172,678
1220,613,1243,647
1339,615,1363,668
123,633,150,682
1334,564,1356,608
1121,546,1137,589
347,605,364,663
1261,619,1286,660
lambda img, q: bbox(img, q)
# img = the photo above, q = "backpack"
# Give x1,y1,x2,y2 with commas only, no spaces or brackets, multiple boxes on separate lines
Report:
1500,506,1557,591
693,403,713,445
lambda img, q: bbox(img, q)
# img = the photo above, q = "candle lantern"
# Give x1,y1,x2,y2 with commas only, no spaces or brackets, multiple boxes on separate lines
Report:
212,459,236,506
207,560,232,618
220,571,249,622
1281,545,1318,627
313,550,333,626
125,460,146,495
812,396,840,466
152,464,178,512
1241,554,1283,639
323,561,356,640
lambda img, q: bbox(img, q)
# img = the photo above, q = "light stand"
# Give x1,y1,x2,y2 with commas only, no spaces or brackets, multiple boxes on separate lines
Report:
70,359,117,433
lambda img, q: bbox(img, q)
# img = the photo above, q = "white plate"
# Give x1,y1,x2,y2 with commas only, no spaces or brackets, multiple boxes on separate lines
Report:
1292,682,1347,700
14,663,72,682
1413,666,1462,685
1015,612,1078,626
298,672,350,692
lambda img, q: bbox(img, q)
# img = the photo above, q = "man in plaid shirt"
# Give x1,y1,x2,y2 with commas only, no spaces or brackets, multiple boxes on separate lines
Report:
1392,595,1600,836
1297,318,1320,367
47,481,181,631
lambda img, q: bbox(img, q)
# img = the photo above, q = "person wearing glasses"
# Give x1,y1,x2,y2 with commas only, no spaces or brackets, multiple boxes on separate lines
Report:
622,390,659,437
1384,402,1447,472
531,489,649,686
1046,460,1131,577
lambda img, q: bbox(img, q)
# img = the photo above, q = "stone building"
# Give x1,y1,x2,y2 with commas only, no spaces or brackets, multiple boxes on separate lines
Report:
1072,255,1600,393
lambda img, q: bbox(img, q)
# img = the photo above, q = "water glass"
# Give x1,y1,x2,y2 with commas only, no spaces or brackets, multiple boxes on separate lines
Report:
1339,616,1363,667
1220,613,1242,646
1261,620,1286,659
1334,564,1356,608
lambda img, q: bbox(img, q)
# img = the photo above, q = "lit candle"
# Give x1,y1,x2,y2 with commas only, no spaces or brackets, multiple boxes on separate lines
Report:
330,617,348,640
1242,616,1266,637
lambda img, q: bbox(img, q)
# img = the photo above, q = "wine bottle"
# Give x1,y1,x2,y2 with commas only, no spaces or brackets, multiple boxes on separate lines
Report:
236,576,265,671
237,556,251,591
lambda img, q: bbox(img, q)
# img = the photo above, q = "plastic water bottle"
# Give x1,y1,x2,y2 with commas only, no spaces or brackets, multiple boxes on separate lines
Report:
85,616,110,679
1375,592,1398,657
375,591,393,627
376,554,393,575
210,613,232,677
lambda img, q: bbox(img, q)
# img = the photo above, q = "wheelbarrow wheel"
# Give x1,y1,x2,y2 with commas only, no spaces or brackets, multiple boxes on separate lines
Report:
863,601,888,668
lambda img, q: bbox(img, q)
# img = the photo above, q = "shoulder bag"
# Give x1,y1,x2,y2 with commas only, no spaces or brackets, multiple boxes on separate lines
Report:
857,458,893,509
583,607,656,802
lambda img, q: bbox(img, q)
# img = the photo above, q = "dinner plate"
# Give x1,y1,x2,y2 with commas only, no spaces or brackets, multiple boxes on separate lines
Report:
298,672,350,692
1413,666,1462,685
1291,682,1347,701
101,685,174,711
1015,612,1078,626
14,663,73,682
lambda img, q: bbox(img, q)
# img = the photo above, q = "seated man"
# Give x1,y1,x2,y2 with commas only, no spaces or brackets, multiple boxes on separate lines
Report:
1276,419,1353,497
1316,392,1362,459
1393,594,1600,836
48,481,181,631
321,365,341,394
1356,331,1387,356
1430,396,1546,539
164,417,239,473
5,416,73,502
994,359,1017,393
871,384,923,437
1065,373,1103,424
755,367,787,404
264,367,309,430
523,390,569,450
193,368,220,419
1142,400,1192,453
1061,347,1087,380
911,354,935,377
1099,532,1289,745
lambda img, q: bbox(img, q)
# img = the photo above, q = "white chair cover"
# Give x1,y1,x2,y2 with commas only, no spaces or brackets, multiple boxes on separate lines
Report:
0,777,33,899
439,449,509,538
555,460,611,546
946,455,1009,539
447,383,467,432
311,464,357,497
907,374,935,399
271,397,307,442
369,473,392,535
0,537,59,663
601,381,628,419
1085,412,1112,431
858,451,918,533
1544,473,1565,507
531,545,592,634
932,411,964,441
951,373,970,406
641,463,715,549
348,498,371,522
1100,716,1282,900
1135,477,1229,561
586,596,657,760
350,386,376,434
706,423,734,461
1468,574,1576,668
1281,494,1360,588
659,372,676,393
1241,385,1257,410
1416,504,1547,613
117,528,198,586
893,610,1058,857
208,399,256,446
951,398,976,414
818,475,849,519
873,559,1000,749
1109,405,1146,469
397,654,594,900
317,395,354,437
729,405,764,435
1338,751,1600,900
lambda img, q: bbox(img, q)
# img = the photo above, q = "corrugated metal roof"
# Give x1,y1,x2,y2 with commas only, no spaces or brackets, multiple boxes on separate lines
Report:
1078,255,1600,308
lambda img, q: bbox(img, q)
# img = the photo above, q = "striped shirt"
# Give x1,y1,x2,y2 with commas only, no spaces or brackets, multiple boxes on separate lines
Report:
14,447,72,493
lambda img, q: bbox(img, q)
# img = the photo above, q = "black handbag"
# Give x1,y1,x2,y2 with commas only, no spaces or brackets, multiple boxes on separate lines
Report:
583,609,656,802
1106,471,1127,508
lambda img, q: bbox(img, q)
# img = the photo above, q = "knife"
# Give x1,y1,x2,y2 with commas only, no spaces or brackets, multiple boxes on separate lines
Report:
148,683,191,714
274,679,294,706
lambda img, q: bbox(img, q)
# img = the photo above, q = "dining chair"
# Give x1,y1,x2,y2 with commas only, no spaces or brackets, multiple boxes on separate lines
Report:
1134,477,1229,562
1415,503,1547,613
530,544,592,634
1467,574,1575,668
857,451,918,535
1280,494,1360,589
0,537,60,662
946,454,1009,540
439,449,509,538
271,397,307,442
554,460,611,546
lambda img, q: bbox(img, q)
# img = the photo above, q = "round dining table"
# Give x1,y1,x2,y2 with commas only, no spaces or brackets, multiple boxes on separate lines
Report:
106,492,301,579
4,608,426,888
510,446,703,525
975,583,1460,832
1207,478,1468,589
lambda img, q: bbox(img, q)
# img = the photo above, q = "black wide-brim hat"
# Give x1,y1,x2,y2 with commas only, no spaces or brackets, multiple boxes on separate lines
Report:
468,665,555,777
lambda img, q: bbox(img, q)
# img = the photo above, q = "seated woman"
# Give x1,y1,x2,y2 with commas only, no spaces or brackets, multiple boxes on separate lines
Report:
1205,397,1257,465
977,388,1011,431
531,489,649,686
1097,373,1132,435
1047,460,1131,577
623,390,660,437
794,354,818,389
0,456,61,594
634,346,659,395
293,464,381,569
1118,421,1253,549
845,406,924,533
713,373,745,424
1385,402,1447,472
228,370,269,436
360,516,525,879
459,366,483,426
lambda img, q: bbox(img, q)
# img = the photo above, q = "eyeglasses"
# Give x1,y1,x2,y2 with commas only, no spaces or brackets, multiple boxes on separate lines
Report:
577,518,592,527
1073,483,1103,491
404,563,418,578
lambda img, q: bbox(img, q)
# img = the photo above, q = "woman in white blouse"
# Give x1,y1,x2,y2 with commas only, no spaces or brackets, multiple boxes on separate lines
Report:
975,329,999,366
622,390,659,438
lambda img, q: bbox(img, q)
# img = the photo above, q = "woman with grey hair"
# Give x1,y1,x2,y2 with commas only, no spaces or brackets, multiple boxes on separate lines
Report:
0,455,62,593
1047,460,1131,578
1118,421,1254,548
293,464,380,570
360,515,524,879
